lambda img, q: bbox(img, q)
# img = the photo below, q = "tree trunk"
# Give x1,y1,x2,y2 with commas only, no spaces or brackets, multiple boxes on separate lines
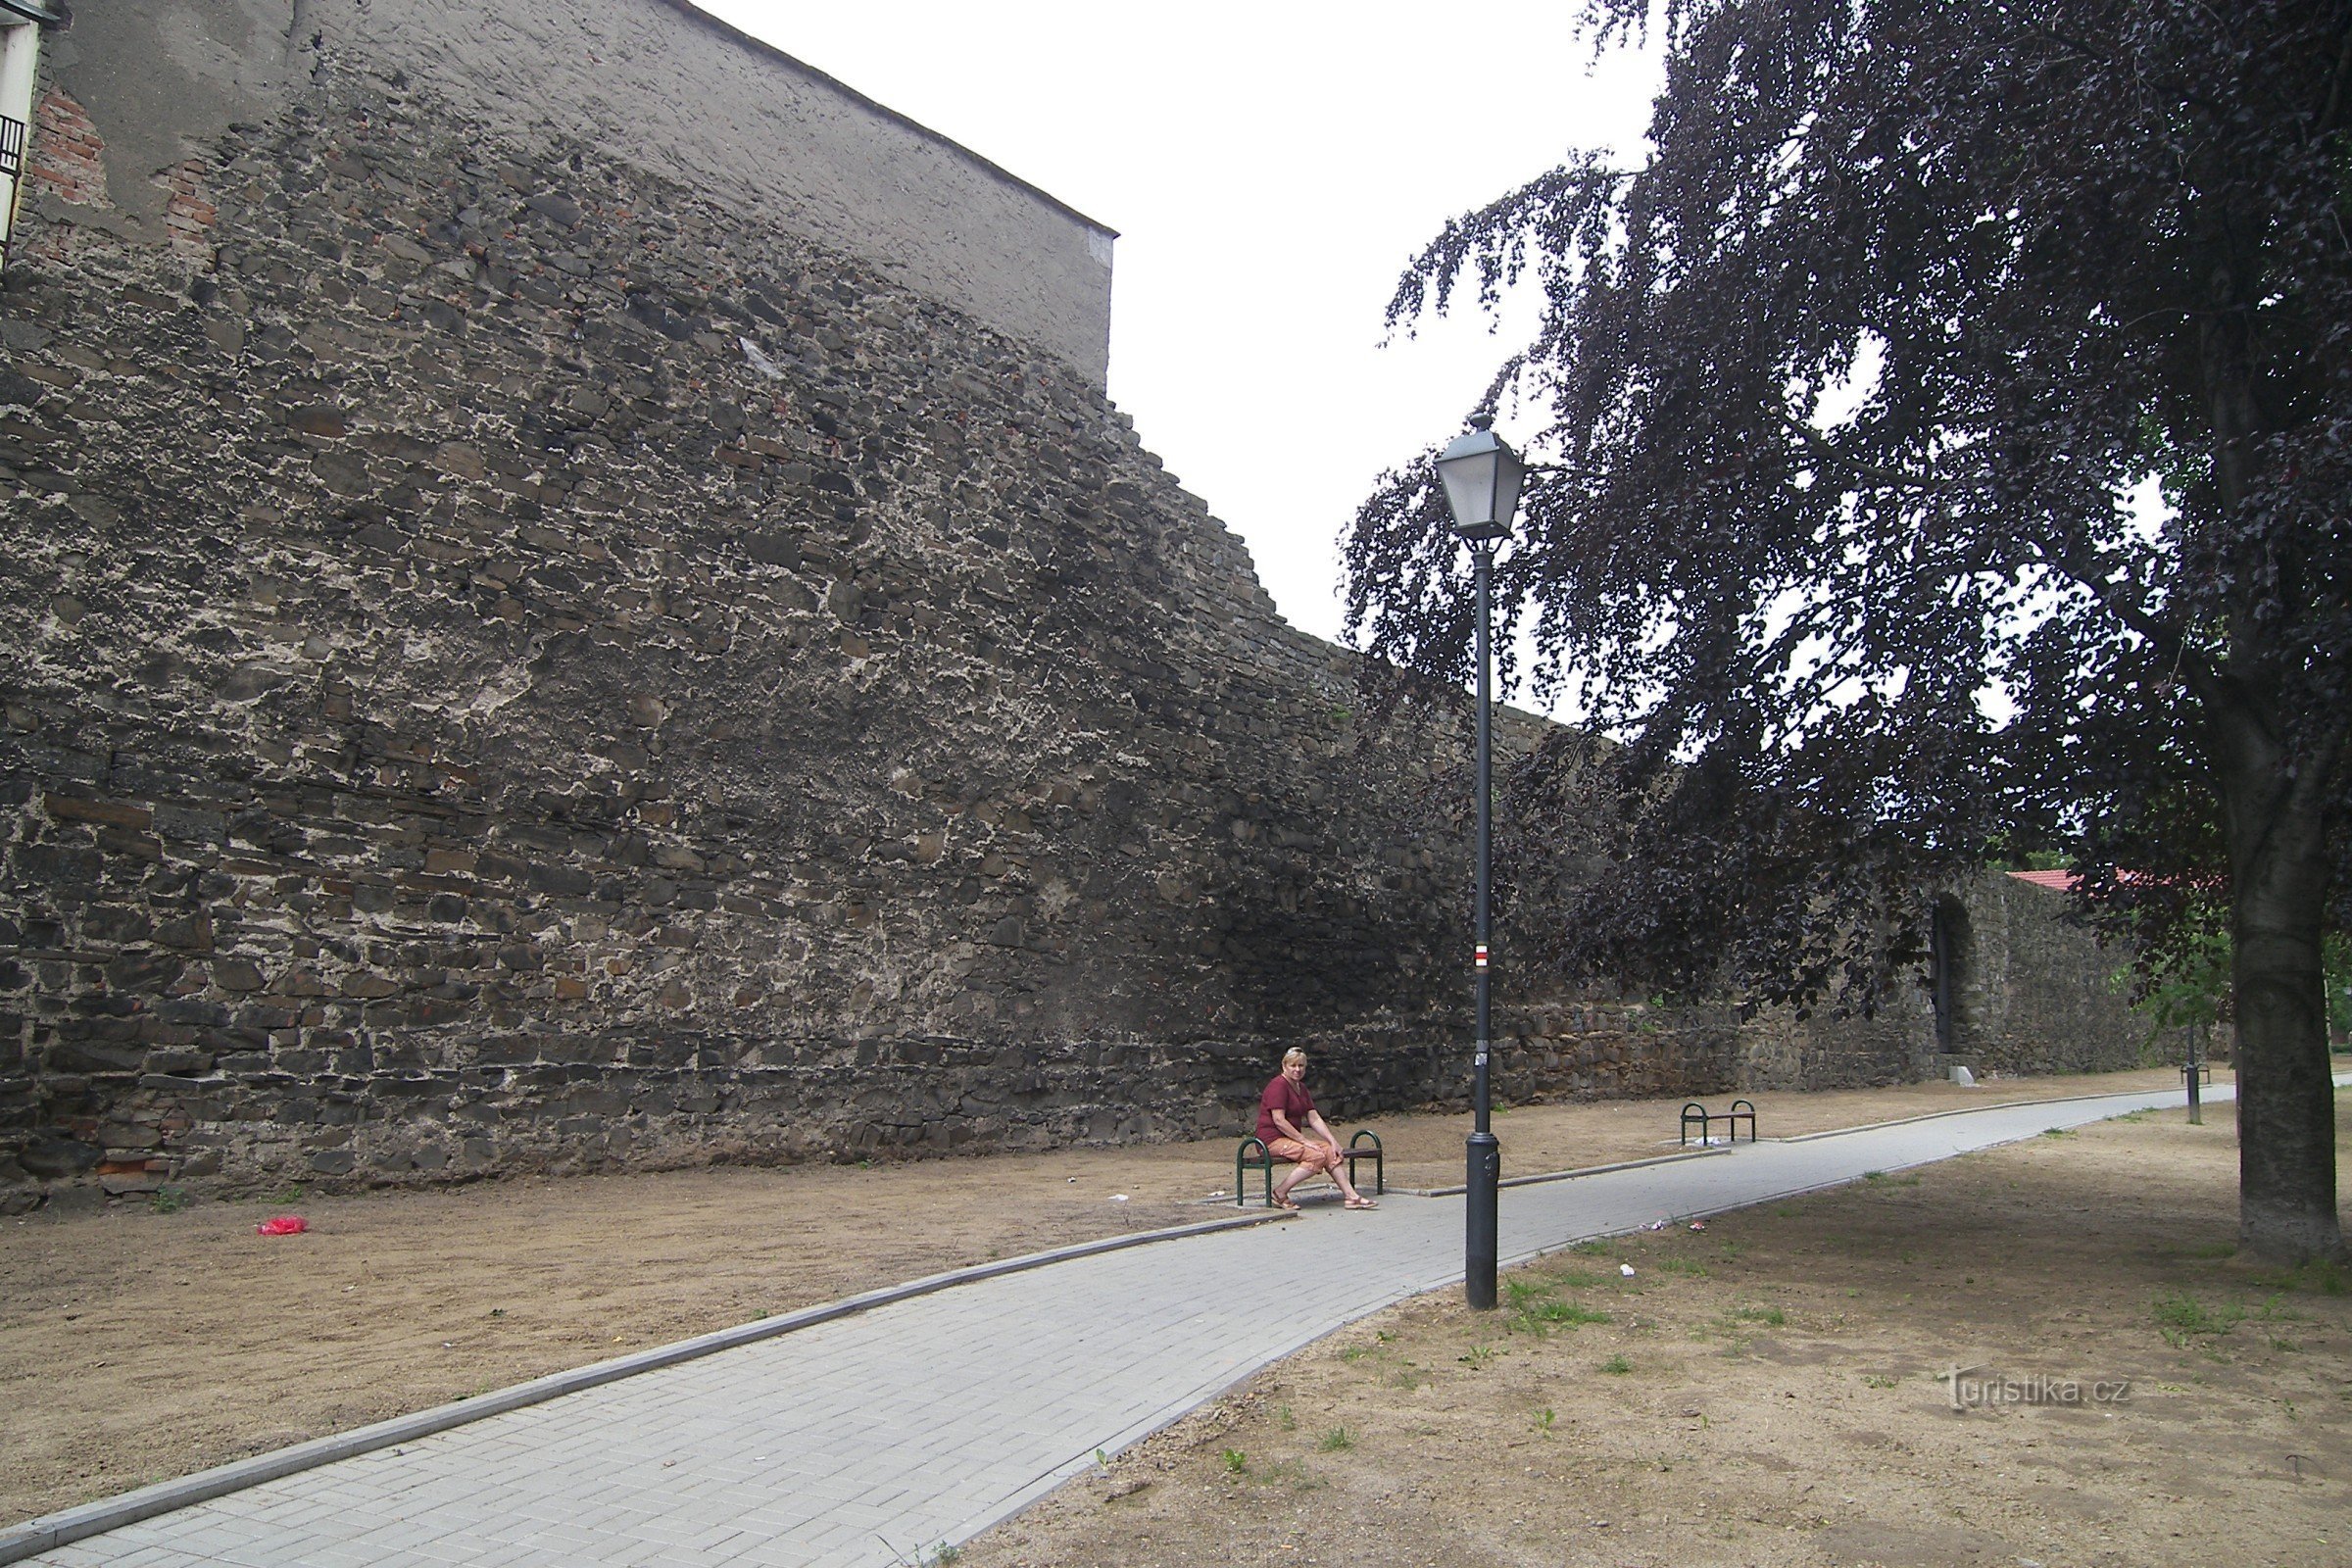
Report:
2218,728,2343,1262
2192,219,2342,1262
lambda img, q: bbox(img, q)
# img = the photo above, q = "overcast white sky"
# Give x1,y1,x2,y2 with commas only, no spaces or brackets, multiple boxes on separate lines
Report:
701,1,1661,646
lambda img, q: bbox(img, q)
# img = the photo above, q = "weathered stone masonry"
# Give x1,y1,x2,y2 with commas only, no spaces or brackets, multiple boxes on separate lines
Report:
0,1,2149,1209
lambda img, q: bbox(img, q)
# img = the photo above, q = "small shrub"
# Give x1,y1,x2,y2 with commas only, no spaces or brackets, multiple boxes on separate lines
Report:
1317,1426,1354,1452
1600,1354,1633,1375
150,1186,188,1215
1220,1448,1247,1476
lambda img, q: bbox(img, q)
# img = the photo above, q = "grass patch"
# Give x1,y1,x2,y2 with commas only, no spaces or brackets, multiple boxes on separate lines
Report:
1220,1448,1247,1476
2250,1258,2349,1297
1509,1300,1612,1338
2154,1291,2248,1348
150,1185,188,1215
2040,1126,2075,1139
1734,1305,1787,1327
2165,1241,2238,1260
1600,1354,1633,1375
1251,1459,1318,1490
1657,1257,1710,1278
1316,1426,1354,1452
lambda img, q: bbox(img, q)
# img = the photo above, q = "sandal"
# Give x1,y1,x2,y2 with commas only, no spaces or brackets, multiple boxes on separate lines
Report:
1345,1198,1379,1210
1274,1196,1301,1212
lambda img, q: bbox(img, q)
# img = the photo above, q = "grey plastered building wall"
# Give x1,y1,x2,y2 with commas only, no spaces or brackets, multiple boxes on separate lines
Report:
28,0,1117,381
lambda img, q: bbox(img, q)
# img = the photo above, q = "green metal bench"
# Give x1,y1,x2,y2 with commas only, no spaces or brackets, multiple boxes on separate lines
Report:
1235,1130,1384,1207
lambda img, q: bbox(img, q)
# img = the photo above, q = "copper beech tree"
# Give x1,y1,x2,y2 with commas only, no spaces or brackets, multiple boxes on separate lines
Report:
1346,2,2349,1258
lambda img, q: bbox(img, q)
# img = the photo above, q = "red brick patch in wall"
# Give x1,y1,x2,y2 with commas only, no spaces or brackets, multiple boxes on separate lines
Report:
161,158,217,260
29,87,107,206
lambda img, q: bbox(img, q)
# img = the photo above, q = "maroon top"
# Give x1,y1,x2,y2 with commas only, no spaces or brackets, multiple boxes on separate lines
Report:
1256,1073,1315,1145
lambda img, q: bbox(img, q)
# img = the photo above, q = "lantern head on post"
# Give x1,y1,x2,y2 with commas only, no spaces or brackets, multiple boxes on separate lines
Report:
1435,412,1523,543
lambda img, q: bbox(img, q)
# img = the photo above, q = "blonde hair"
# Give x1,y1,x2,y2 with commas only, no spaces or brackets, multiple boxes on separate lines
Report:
1281,1048,1308,1066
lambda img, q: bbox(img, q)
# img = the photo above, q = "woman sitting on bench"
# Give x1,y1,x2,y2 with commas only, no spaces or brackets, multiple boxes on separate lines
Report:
1258,1048,1378,1211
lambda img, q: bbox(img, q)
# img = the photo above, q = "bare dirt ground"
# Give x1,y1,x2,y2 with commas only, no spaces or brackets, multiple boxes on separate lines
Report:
0,1064,2256,1531
970,1085,2352,1568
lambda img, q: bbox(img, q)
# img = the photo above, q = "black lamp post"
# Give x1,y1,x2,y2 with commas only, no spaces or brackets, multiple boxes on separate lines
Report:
1435,412,1523,1312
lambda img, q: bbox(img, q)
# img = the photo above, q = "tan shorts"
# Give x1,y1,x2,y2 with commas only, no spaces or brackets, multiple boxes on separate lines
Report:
1268,1137,1342,1173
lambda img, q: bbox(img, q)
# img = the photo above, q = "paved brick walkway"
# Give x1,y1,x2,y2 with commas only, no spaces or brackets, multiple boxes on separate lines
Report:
11,1084,2262,1566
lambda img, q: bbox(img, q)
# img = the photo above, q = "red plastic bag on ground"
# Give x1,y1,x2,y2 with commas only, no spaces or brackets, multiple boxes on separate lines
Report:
256,1215,308,1236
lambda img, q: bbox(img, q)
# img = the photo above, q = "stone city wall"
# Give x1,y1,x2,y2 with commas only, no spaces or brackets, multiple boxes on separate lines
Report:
0,2,2149,1211
1939,873,2182,1076
0,7,1556,1205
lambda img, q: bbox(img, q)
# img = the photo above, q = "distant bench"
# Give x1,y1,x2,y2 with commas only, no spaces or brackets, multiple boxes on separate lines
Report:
1680,1100,1757,1147
1235,1131,1385,1207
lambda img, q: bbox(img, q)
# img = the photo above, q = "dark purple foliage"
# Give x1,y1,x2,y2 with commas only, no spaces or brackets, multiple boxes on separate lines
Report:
1346,1,2350,1253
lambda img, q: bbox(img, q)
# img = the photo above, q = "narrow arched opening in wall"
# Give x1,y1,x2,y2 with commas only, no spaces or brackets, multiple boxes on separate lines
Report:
1930,895,1976,1060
